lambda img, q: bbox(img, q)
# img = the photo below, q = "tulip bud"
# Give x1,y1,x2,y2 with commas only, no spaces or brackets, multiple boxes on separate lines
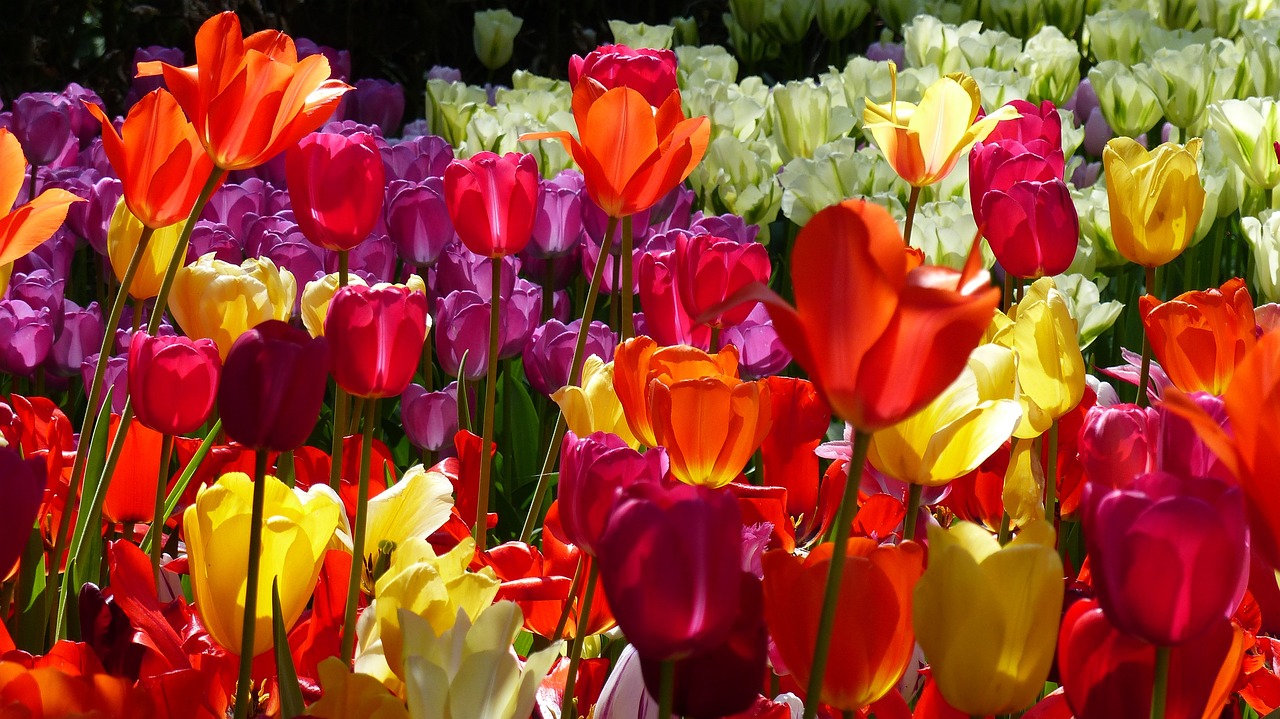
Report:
1078,403,1159,489
11,92,72,166
386,177,456,267
1243,209,1280,302
1103,137,1206,268
817,0,871,41
218,320,329,452
473,9,522,70
568,45,679,108
401,382,460,453
1088,61,1164,138
522,319,616,396
1141,44,1218,132
0,300,53,376
1009,277,1086,438
1208,97,1280,190
607,20,676,50
128,333,221,435
286,131,385,252
1016,26,1081,106
326,284,430,399
107,200,183,300
1085,10,1149,65
769,80,855,164
674,232,771,330
443,152,539,259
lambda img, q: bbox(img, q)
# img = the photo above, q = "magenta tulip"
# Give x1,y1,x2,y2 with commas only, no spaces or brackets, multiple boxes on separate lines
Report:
569,44,679,108
286,131,386,252
986,99,1064,149
674,232,771,330
1082,471,1249,646
218,320,330,452
443,151,539,259
1078,403,1159,490
637,248,710,350
128,333,221,435
386,177,455,267
0,447,45,578
326,284,429,399
980,179,1079,279
380,134,453,184
559,431,667,556
401,382,460,453
529,170,587,258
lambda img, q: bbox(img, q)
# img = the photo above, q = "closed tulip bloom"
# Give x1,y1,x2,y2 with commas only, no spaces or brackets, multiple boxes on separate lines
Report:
1103,137,1205,268
528,170,587,258
559,431,667,557
442,151,539,259
343,78,406,134
300,271,368,338
218,320,329,452
650,374,772,488
638,247,711,350
106,199,183,300
863,64,1019,187
326,284,429,398
286,131,385,251
137,11,350,171
597,479,744,660
553,356,639,447
128,332,221,435
981,178,1079,279
763,539,926,711
385,178,455,267
1139,277,1256,396
102,414,163,524
170,253,297,360
985,99,1064,149
869,344,1022,486
968,139,1064,233
612,336,741,448
0,300,53,376
86,89,216,228
523,318,616,396
0,447,45,579
914,520,1064,715
0,128,83,269
569,44,679,109
674,232,771,330
401,382,459,453
1082,471,1249,646
1078,403,1159,489
1003,277,1087,438
11,92,72,166
183,471,344,656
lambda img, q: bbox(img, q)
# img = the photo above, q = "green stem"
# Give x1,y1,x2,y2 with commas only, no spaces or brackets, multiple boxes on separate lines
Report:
341,397,377,661
903,186,921,248
1137,265,1157,408
802,430,872,719
145,169,226,337
657,659,675,719
620,214,634,341
903,483,923,541
474,259,503,551
232,448,270,719
710,326,721,353
330,253,352,492
518,216,619,543
561,561,599,719
998,511,1012,546
150,433,174,588
1150,645,1170,719
551,555,585,642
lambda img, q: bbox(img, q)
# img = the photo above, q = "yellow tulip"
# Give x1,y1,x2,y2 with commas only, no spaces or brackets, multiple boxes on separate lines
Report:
353,537,500,692
863,62,1018,187
551,356,640,448
183,472,345,657
1001,437,1046,528
913,520,1063,715
301,273,428,338
401,601,561,719
868,344,1022,486
361,464,455,593
107,199,182,300
1007,277,1086,439
306,657,410,719
1103,136,1206,268
170,253,296,359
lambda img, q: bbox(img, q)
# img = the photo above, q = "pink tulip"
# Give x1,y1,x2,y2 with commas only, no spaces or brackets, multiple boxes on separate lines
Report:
559,431,667,557
674,232,771,330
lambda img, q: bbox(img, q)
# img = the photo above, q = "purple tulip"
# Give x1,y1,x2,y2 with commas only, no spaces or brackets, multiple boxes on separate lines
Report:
126,46,185,108
344,79,406,135
1066,79,1100,128
0,300,53,376
64,174,121,254
381,134,454,183
296,39,351,83
528,170,587,258
435,290,491,380
61,83,106,146
81,353,129,414
721,305,793,378
499,279,541,358
522,319,616,396
386,177,456,267
219,320,330,451
46,300,103,377
333,233,397,283
401,382,461,453
200,182,268,235
11,229,75,280
867,40,906,65
243,214,326,287
188,221,245,265
427,66,463,83
520,251,581,293
430,242,518,301
7,269,66,337
689,211,760,245
12,92,72,166
559,431,666,557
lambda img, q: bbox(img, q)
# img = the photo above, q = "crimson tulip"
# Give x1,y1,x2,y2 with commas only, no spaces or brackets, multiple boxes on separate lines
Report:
442,151,539,258
637,248,711,349
985,99,1064,149
0,447,44,579
325,284,429,398
568,44,679,109
217,319,329,451
285,131,385,251
558,431,667,557
674,232,771,331
128,333,221,435
596,478,743,661
1077,403,1158,490
1082,471,1249,646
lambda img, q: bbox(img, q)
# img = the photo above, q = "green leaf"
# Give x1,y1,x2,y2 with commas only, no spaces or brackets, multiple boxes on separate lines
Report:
14,527,47,652
141,420,222,557
66,387,113,571
498,371,539,490
457,351,472,433
514,629,535,657
273,579,304,719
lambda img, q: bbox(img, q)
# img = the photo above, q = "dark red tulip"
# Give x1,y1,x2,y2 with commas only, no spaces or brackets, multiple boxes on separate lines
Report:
558,431,667,557
443,151,539,259
128,333,221,436
325,284,429,399
0,446,45,578
596,478,743,661
285,131,385,251
1082,471,1249,646
568,44,679,109
674,232,771,330
217,319,329,452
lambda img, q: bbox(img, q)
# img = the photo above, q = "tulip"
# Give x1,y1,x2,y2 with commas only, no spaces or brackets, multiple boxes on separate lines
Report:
969,138,1063,230
218,320,329,452
762,539,926,711
128,333,221,436
307,657,410,719
552,356,639,447
722,305,793,379
286,131,385,252
472,9,523,70
344,78,406,135
638,247,712,350
527,170,587,259
442,151,539,259
46,300,103,377
1208,98,1280,190
569,44,679,109
11,92,72,166
1088,61,1164,139
101,414,164,525
523,319,616,396
137,11,350,171
913,520,1064,715
769,80,857,165
674,232,771,331
597,479,744,661
1082,471,1249,646
86,89,216,228
558,431,667,556
169,254,297,360
0,656,154,718
1103,137,1205,268
7,269,65,337
1139,277,1256,396
183,471,344,656
0,447,45,579
325,284,429,399
863,64,1019,188
300,271,368,338
360,464,455,591
64,174,121,255
106,200,183,300
998,277,1087,439
381,134,454,184
385,178,454,267
760,377,831,521
401,382,460,454
612,336,741,448
650,372,772,489
1077,403,1159,489
0,300,53,376
980,179,1079,279
0,128,84,268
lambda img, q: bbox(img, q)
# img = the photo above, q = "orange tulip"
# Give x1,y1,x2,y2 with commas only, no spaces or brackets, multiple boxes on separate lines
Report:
86,89,216,229
0,648,153,718
522,82,710,218
750,199,1001,431
762,539,925,711
1140,277,1256,396
612,336,740,448
137,11,350,171
650,373,772,488
0,128,82,268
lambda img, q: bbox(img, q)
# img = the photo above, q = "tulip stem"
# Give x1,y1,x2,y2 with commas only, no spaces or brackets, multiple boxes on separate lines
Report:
561,560,599,719
341,396,377,662
518,216,619,543
903,186,921,248
233,448,270,719
657,659,675,719
145,168,226,337
803,430,872,719
150,433,174,588
338,249,349,288
474,260,503,551
1137,266,1157,408
1151,645,1170,719
329,389,349,492
620,214,634,341
710,326,721,353
903,483,923,541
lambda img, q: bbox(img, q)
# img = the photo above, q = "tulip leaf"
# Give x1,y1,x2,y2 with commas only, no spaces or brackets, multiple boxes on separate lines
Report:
497,371,539,490
14,527,47,652
457,352,472,432
514,629,534,657
141,420,222,557
273,579,304,719
66,387,113,575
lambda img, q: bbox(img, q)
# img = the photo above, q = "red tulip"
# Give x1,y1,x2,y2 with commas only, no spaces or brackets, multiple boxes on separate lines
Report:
558,430,667,557
218,319,329,452
325,284,429,399
979,179,1078,279
759,377,831,520
286,131,385,251
674,232,771,330
596,478,743,661
102,414,164,525
0,447,44,579
1082,471,1249,646
442,151,539,258
128,333,221,436
637,248,711,350
568,44,679,109
1077,403,1159,490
